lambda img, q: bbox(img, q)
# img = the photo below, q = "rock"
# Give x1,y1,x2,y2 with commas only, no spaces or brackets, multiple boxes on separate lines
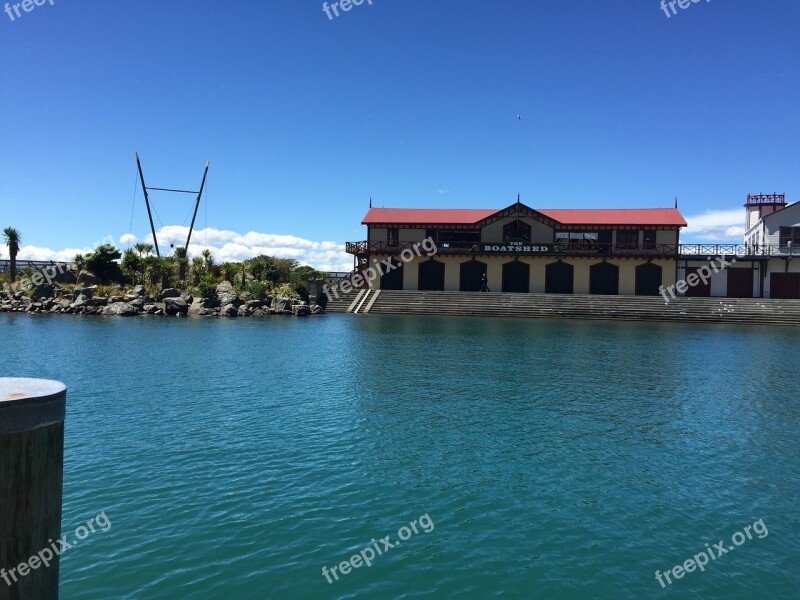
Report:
237,305,249,317
76,272,99,286
74,286,96,299
108,295,125,304
71,294,89,309
246,299,263,309
220,304,239,317
218,293,241,308
143,303,158,314
271,295,293,313
32,283,55,301
93,296,109,307
216,281,234,294
133,285,147,297
160,288,180,300
293,304,311,317
102,302,138,317
310,304,323,314
129,298,145,310
164,297,188,316
180,292,194,305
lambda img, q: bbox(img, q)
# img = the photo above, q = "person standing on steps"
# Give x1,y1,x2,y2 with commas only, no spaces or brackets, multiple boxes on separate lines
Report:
480,272,490,292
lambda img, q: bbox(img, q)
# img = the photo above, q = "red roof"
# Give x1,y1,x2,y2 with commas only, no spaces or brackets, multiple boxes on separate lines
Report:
538,208,687,226
362,207,686,227
362,208,496,225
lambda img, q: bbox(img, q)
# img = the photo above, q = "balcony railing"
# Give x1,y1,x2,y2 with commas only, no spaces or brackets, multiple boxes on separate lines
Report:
346,241,795,259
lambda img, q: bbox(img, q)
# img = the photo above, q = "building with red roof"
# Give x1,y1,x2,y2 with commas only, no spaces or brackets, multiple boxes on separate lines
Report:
346,198,687,295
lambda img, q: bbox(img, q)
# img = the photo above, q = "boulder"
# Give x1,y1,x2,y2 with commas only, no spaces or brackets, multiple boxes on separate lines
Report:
164,297,189,316
220,304,239,317
133,285,147,297
70,294,89,309
293,304,311,317
102,302,138,317
108,295,125,304
74,286,96,299
32,283,55,301
271,295,293,313
216,281,234,294
237,305,249,317
76,272,99,286
160,288,180,300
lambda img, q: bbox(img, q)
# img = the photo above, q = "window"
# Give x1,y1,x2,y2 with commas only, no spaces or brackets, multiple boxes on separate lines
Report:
425,229,480,249
555,231,598,250
779,227,800,249
388,228,399,245
503,220,531,242
616,230,639,249
643,230,656,249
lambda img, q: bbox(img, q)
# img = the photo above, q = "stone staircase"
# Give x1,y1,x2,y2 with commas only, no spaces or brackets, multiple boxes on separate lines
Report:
321,289,360,313
362,291,800,326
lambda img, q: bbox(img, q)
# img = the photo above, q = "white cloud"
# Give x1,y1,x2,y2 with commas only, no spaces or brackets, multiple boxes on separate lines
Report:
682,208,745,242
3,226,354,272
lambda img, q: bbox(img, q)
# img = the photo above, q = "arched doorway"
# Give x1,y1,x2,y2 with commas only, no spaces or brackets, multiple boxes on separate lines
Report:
460,260,487,292
590,262,619,295
545,261,574,294
635,263,662,296
418,260,445,291
380,259,404,290
502,261,530,293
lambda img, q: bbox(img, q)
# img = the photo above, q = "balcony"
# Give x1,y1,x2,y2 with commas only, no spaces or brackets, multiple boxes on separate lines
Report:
346,241,796,259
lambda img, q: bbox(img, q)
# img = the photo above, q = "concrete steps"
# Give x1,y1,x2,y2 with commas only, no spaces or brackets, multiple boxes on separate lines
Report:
365,291,800,326
321,290,359,313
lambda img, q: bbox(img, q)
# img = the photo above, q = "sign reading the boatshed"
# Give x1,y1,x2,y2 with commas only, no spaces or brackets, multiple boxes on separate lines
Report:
475,242,566,254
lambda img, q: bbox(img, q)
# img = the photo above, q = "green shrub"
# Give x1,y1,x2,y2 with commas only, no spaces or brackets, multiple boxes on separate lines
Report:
247,280,270,299
197,278,217,299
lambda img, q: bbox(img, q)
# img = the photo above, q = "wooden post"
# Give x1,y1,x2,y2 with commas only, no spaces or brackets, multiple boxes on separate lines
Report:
0,378,67,600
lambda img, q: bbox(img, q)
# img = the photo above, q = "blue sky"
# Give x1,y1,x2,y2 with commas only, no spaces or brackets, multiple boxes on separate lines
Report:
1,0,798,270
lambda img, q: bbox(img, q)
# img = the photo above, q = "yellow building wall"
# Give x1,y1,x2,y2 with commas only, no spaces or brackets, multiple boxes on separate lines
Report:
366,254,677,295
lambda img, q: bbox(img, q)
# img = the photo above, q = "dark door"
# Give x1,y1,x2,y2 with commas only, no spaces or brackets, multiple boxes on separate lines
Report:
545,261,574,294
502,261,530,293
460,260,487,292
684,266,711,297
635,263,662,296
418,260,445,291
590,262,619,295
380,259,404,290
770,273,800,299
727,269,754,298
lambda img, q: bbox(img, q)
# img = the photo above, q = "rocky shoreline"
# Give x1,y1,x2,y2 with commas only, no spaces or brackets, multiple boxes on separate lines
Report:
0,281,324,318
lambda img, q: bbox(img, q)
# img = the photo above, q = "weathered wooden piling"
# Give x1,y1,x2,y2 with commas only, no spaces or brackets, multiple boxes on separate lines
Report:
0,378,67,600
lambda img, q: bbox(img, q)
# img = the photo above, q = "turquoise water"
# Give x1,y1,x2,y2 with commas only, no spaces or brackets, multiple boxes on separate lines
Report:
1,313,799,599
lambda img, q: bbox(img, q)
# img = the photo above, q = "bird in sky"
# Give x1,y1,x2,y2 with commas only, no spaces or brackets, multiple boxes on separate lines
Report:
516,114,522,120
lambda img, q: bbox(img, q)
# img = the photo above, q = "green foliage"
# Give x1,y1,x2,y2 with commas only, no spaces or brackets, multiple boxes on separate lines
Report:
247,280,270,299
85,244,124,284
3,227,21,282
197,277,217,299
121,249,144,285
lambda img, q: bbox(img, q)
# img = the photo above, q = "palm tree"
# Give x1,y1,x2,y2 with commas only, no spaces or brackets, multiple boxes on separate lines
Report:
73,253,86,281
173,247,188,283
201,249,213,274
3,227,21,283
134,243,154,258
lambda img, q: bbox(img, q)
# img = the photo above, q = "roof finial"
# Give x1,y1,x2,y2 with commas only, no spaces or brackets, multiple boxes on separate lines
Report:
674,196,678,209
517,193,521,204
369,196,372,208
